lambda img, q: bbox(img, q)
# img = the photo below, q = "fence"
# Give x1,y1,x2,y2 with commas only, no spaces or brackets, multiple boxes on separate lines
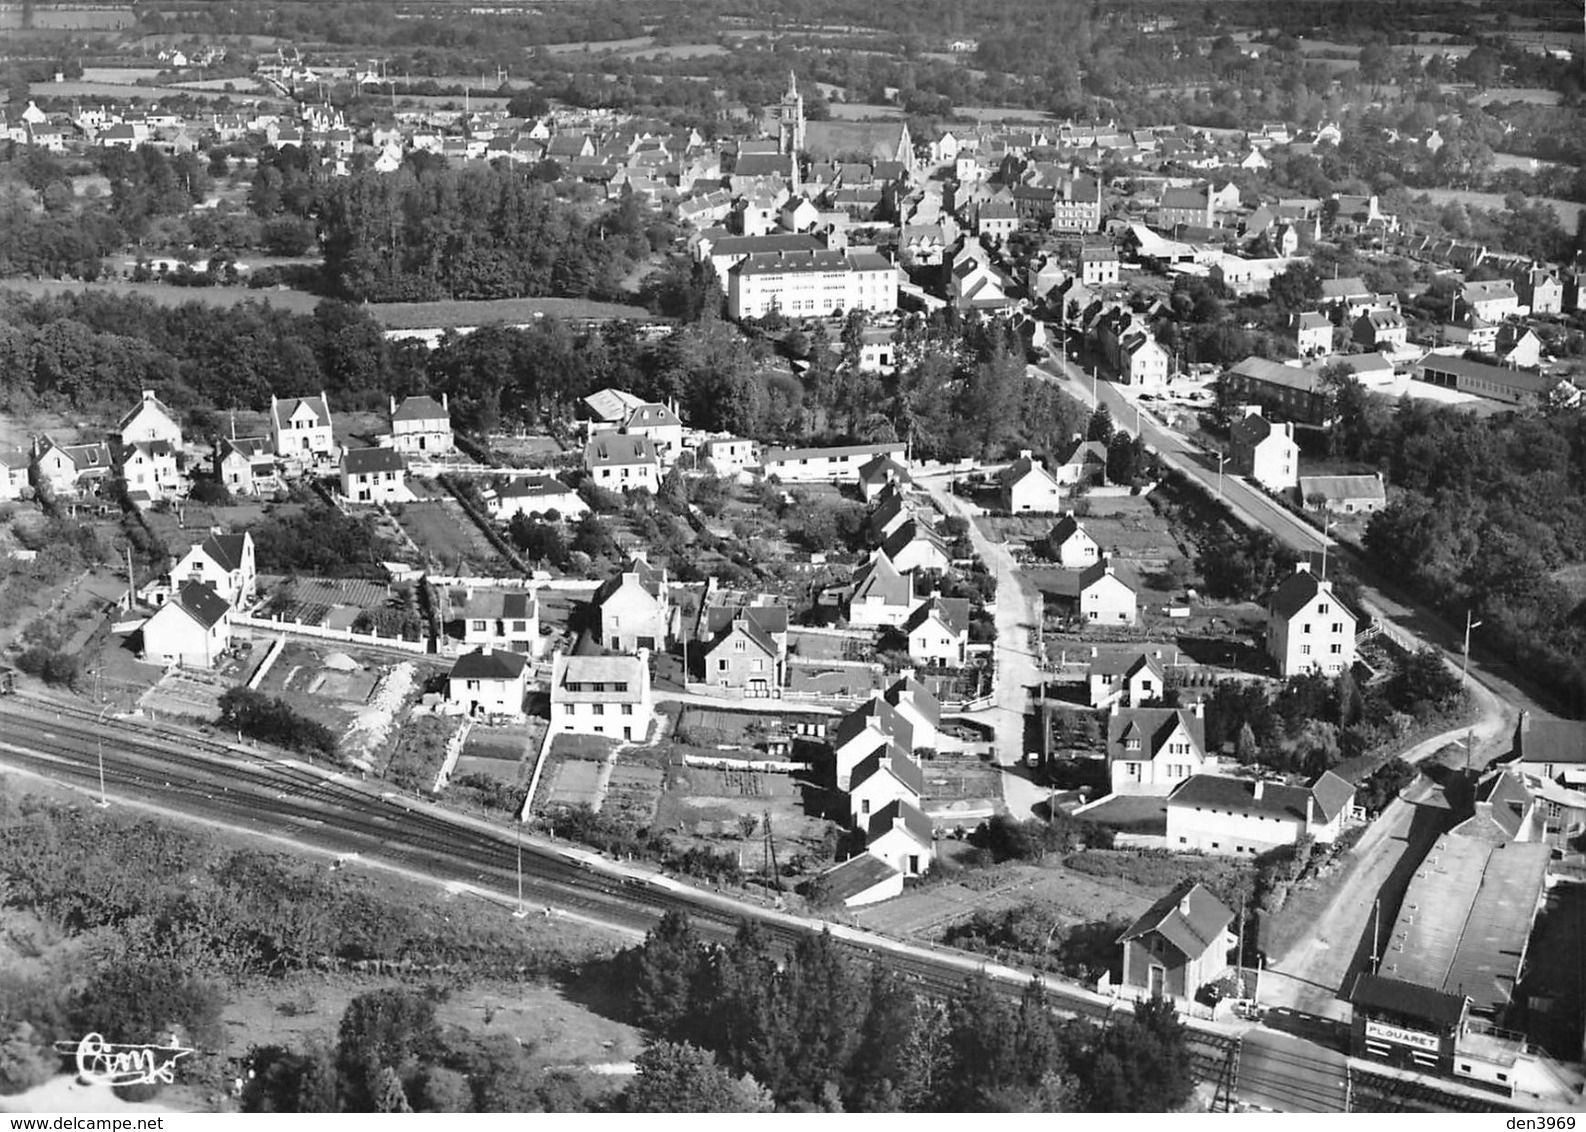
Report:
246,635,287,690
232,612,433,655
432,718,474,793
519,724,559,821
681,754,801,773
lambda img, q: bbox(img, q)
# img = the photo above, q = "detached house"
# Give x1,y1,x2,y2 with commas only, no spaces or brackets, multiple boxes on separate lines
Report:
389,394,453,456
1228,408,1298,493
1516,266,1562,317
490,475,588,523
459,589,539,654
1266,562,1357,677
1048,513,1100,568
880,519,952,574
702,614,783,695
116,441,182,502
1088,649,1168,709
832,697,915,790
270,393,336,462
1053,438,1108,486
170,532,256,607
549,647,654,740
1116,881,1235,1001
584,433,661,494
1352,309,1408,354
141,580,232,668
32,438,113,497
847,552,920,628
620,402,684,461
448,647,530,718
340,447,408,504
0,447,30,501
883,677,942,752
119,389,183,448
1080,557,1138,626
904,596,971,668
857,454,912,502
1106,703,1210,795
999,450,1064,513
1461,280,1521,323
593,559,671,653
215,436,278,496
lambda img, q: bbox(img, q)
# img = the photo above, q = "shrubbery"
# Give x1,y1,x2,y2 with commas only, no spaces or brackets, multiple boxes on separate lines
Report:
218,686,337,756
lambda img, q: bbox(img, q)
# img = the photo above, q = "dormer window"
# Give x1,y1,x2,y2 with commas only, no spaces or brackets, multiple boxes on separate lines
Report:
1125,738,1141,751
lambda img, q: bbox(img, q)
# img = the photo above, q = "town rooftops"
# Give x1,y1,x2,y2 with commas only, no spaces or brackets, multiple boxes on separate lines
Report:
171,580,230,629
1268,563,1349,621
1419,353,1551,396
499,474,577,499
583,387,647,423
1227,356,1325,394
704,233,824,259
1118,880,1233,958
817,854,900,902
343,447,407,475
764,441,906,464
462,590,537,621
851,746,927,797
732,249,887,277
866,798,934,845
451,648,530,681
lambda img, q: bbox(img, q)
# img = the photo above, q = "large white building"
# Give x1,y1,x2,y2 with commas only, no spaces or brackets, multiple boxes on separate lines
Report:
549,648,654,741
1166,772,1356,855
727,249,898,321
1266,563,1357,677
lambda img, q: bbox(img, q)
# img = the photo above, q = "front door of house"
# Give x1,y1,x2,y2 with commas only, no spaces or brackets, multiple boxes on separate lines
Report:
1149,965,1165,998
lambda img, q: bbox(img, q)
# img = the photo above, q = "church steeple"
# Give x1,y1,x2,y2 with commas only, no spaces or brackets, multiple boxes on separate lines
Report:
777,71,805,156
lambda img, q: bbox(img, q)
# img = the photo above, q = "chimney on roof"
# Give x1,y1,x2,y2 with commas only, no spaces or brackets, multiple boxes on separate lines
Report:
1294,561,1311,575
1189,701,1203,718
389,395,397,417
1305,794,1315,827
1253,779,1264,800
481,643,492,656
1178,891,1193,916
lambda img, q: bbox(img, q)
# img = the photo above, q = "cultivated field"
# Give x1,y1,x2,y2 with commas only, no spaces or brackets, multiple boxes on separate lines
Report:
392,499,505,573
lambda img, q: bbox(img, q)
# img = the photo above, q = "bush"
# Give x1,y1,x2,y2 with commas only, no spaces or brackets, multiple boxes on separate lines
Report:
218,687,336,756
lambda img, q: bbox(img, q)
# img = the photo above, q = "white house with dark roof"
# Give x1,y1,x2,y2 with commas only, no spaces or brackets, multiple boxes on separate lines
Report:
1228,408,1298,493
0,446,30,501
857,453,911,502
815,854,904,907
702,436,757,477
1080,557,1138,626
119,390,183,448
1088,649,1169,709
620,402,684,461
865,799,934,876
459,589,539,654
883,677,942,751
389,394,453,456
846,551,920,628
270,393,336,462
1048,512,1100,568
170,532,256,607
904,596,970,668
1293,311,1333,358
1052,438,1108,486
448,647,530,718
584,433,660,494
701,614,782,695
116,440,182,502
849,747,926,826
1460,279,1521,322
1165,771,1356,854
1298,472,1386,515
832,696,915,790
32,438,113,497
593,559,671,653
880,519,952,574
1116,881,1235,999
865,489,913,544
549,647,653,740
998,449,1063,513
340,446,409,504
490,475,587,522
1266,562,1357,677
762,441,907,483
215,436,278,496
582,387,648,434
1106,703,1210,795
141,580,232,668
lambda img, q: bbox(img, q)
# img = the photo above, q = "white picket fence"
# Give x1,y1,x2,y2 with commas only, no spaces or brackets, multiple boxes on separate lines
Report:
232,612,432,655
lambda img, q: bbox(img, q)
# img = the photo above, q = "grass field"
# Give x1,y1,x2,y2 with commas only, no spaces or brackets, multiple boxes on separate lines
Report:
370,296,657,329
392,500,504,572
1414,188,1584,232
0,278,322,313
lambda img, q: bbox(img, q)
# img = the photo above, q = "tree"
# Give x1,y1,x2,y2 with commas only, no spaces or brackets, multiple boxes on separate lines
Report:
0,1022,55,1095
1235,722,1258,765
629,911,706,1036
1086,404,1115,445
335,989,439,1111
623,1042,774,1113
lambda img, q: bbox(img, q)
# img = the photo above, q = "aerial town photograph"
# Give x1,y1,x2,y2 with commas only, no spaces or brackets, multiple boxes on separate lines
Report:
0,0,1583,1117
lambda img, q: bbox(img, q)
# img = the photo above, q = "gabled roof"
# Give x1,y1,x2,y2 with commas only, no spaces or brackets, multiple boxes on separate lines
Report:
1230,411,1287,449
851,551,913,607
197,532,249,574
704,603,787,638
858,454,912,486
218,435,273,461
1513,714,1586,767
1049,513,1094,547
392,395,449,422
1349,973,1467,1028
1296,473,1386,502
834,696,914,754
552,648,647,701
118,390,178,432
704,614,778,660
1118,880,1234,960
904,596,971,638
272,393,331,430
1079,559,1137,594
499,474,577,499
1088,647,1174,678
594,559,667,606
818,854,900,902
883,677,942,728
450,648,529,681
1055,438,1108,467
880,519,949,564
462,589,537,621
583,387,647,423
1309,770,1356,823
1167,773,1314,823
851,746,927,797
170,580,231,629
1108,707,1206,763
866,798,934,846
997,452,1057,489
585,433,659,467
343,446,406,475
622,402,682,430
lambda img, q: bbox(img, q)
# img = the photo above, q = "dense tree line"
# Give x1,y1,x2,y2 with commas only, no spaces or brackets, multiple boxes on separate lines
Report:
218,686,338,757
1321,389,1586,715
317,166,666,302
612,912,1197,1112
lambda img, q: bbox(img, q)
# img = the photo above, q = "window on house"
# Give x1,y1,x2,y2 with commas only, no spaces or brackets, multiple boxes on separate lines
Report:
717,659,728,671
621,704,633,715
1301,645,1312,656
1318,603,1330,614
1302,623,1311,634
592,704,604,715
465,679,480,691
1332,623,1343,633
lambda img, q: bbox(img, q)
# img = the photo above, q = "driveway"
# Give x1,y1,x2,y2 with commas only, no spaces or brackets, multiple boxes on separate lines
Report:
915,473,1047,817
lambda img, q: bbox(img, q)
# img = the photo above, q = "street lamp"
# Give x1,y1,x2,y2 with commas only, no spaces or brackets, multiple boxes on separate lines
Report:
1461,610,1483,691
95,704,111,808
1214,450,1228,499
1318,512,1339,579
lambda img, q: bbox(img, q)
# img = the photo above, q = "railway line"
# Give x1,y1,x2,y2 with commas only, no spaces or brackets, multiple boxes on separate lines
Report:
0,696,1525,1113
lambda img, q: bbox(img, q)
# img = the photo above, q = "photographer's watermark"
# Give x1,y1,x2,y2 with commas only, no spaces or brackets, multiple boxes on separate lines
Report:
51,1033,196,1087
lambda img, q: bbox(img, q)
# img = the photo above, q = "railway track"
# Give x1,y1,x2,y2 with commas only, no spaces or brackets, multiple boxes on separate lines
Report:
0,697,1528,1114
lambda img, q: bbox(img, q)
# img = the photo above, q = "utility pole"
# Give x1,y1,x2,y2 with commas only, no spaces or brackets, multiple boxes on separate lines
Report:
763,809,782,892
1461,608,1482,692
1215,450,1228,499
1318,511,1338,578
95,703,111,808
512,822,528,918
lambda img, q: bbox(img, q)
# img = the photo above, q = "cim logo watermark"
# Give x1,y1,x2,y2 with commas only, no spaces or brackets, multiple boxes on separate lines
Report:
51,1034,196,1087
